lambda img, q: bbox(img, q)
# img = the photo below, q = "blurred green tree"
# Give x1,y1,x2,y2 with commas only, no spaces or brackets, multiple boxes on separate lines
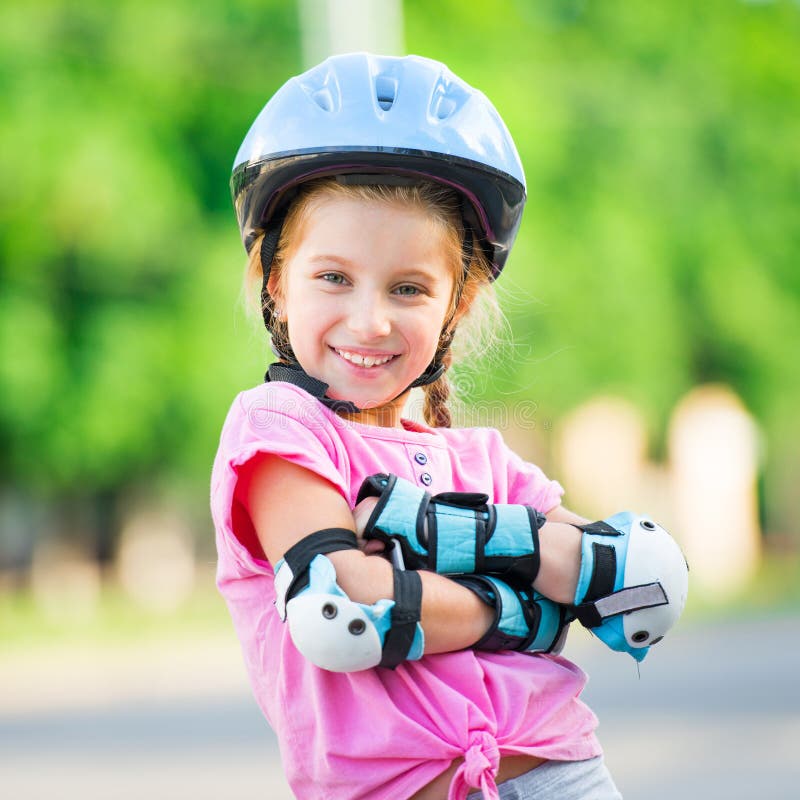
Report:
0,0,798,563
0,1,299,560
407,0,800,538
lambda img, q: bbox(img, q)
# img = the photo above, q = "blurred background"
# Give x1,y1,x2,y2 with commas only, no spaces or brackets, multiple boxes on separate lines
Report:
1,1,798,798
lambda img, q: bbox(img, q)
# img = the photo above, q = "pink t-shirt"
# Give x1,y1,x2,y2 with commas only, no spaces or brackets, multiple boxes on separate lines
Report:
211,382,601,800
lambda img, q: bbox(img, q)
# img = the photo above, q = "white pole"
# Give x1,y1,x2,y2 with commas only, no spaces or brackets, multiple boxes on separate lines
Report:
298,0,405,68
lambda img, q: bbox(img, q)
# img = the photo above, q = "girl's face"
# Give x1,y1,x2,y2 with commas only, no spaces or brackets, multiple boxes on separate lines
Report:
271,194,459,427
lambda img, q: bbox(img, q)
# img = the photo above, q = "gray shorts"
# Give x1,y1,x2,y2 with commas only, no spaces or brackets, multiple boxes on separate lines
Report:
466,756,622,800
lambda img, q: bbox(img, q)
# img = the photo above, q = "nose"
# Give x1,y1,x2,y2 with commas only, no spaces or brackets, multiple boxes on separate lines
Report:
345,291,392,339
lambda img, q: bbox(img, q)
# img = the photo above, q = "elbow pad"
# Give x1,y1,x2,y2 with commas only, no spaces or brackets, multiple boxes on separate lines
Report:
273,528,424,672
453,574,570,654
357,473,545,583
572,513,689,662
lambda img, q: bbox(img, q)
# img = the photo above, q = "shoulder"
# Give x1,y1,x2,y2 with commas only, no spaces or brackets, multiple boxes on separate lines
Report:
220,381,339,445
213,382,349,485
211,381,349,522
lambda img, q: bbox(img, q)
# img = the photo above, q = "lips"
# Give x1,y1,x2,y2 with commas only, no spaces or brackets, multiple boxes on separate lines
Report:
332,347,399,368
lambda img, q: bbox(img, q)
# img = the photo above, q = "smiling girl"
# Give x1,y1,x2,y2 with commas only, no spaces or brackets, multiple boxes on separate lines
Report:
211,53,686,800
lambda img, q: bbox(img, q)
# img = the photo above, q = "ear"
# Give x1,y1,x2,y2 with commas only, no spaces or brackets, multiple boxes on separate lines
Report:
266,272,283,305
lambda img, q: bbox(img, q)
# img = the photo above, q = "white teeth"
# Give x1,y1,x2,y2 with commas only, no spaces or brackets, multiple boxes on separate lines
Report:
335,349,395,368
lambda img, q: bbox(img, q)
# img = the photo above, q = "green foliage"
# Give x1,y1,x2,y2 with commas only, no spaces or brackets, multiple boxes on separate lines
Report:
0,0,299,491
0,0,797,536
407,0,800,529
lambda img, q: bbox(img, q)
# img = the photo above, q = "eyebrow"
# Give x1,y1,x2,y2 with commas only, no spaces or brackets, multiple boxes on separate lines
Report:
308,254,353,267
308,254,444,282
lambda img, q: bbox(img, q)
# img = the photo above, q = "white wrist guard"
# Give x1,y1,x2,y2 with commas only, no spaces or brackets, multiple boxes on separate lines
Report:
572,513,689,662
273,528,424,672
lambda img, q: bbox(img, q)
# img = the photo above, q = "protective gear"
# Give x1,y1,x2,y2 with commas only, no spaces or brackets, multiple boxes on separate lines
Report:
231,52,526,279
571,513,689,662
274,528,424,672
357,473,545,583
453,574,570,654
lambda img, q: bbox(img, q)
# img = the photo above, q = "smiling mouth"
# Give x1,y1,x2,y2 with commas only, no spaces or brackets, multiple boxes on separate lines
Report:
333,348,399,368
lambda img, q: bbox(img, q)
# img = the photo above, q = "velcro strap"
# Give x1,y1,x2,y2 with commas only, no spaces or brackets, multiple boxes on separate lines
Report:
379,569,423,669
431,491,490,508
524,506,543,582
585,542,617,602
579,520,623,536
574,582,668,628
282,528,358,600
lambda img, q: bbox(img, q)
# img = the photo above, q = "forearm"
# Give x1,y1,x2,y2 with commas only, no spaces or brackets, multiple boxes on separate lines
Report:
534,521,582,604
328,550,493,654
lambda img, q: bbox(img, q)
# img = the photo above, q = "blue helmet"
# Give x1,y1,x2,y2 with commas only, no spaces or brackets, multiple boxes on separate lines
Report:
231,52,526,280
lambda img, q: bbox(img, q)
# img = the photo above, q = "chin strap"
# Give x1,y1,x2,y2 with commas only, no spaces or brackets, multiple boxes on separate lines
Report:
265,362,361,414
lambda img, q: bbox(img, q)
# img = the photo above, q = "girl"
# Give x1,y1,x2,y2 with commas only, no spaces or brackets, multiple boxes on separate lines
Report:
212,53,684,799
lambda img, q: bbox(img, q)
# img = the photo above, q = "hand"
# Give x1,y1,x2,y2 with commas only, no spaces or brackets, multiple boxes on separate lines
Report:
352,496,385,555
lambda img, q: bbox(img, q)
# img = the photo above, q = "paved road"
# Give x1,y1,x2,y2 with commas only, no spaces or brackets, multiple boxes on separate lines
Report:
572,614,800,799
2,614,798,799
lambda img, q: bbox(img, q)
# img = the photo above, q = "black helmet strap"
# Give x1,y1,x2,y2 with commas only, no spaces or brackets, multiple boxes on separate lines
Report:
259,215,284,330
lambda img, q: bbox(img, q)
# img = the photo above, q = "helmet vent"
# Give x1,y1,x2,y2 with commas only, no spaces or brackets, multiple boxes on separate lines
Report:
312,88,335,112
375,76,397,111
434,96,457,120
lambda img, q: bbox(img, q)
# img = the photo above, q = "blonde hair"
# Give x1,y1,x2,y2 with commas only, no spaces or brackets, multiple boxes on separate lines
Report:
244,178,503,427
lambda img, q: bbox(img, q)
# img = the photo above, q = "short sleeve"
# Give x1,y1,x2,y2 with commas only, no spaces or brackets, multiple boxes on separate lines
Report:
503,441,565,514
210,384,349,578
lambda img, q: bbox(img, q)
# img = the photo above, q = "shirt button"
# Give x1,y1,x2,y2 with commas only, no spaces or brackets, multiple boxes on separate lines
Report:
414,452,428,465
420,472,432,486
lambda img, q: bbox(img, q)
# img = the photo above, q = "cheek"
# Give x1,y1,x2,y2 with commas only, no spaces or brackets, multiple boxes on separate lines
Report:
407,307,448,356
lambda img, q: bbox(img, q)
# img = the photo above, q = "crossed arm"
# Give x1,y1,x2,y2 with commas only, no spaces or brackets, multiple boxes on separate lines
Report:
235,453,588,655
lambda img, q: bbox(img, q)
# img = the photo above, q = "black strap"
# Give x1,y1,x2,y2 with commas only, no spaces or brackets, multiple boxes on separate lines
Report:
265,363,361,414
579,520,623,537
355,473,393,505
586,542,617,602
524,506,544,584
379,569,423,669
260,217,285,329
282,528,358,600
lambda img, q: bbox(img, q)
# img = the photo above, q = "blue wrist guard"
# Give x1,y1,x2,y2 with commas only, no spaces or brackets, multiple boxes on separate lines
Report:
357,473,545,583
453,574,570,654
572,512,689,662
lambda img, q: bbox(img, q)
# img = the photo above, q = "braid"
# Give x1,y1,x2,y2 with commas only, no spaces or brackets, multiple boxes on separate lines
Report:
422,348,454,428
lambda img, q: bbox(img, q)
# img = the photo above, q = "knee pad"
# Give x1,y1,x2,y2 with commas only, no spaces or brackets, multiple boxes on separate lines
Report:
453,574,571,655
357,473,545,583
572,513,689,661
273,528,424,672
